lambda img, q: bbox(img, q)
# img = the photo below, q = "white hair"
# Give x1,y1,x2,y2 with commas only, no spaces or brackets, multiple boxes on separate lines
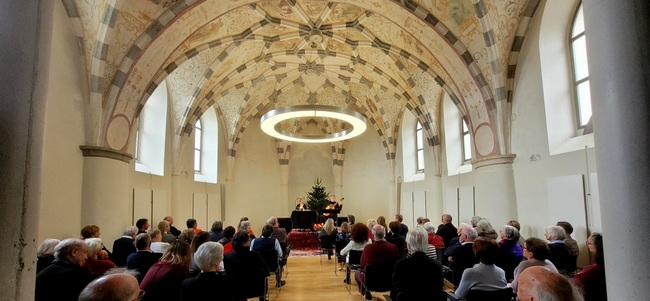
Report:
423,222,436,233
84,238,104,254
545,226,566,241
194,241,224,271
406,227,428,252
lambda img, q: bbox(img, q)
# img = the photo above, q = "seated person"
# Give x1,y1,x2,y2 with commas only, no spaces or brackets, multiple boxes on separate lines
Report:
454,238,508,299
340,223,372,284
557,221,579,274
81,238,117,277
385,221,406,258
323,196,343,220
181,242,236,300
251,224,285,287
517,266,583,301
78,271,141,301
110,226,138,267
447,227,479,286
545,226,571,274
126,233,163,283
391,227,444,300
218,226,236,254
355,225,400,301
496,225,523,281
223,232,269,301
573,233,606,301
424,222,445,249
36,238,93,301
511,237,558,293
318,218,337,260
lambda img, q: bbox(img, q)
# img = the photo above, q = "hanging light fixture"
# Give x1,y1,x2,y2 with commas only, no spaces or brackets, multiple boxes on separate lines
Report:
260,105,367,143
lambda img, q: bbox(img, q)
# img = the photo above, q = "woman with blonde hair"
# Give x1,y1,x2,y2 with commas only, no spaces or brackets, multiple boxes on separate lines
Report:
140,240,192,300
319,218,337,260
158,220,176,243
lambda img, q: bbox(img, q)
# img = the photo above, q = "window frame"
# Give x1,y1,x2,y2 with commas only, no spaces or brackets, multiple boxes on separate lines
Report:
461,118,471,164
194,119,203,174
415,121,424,173
569,2,591,129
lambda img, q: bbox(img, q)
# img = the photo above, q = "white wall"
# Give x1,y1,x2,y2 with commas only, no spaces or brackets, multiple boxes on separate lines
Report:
38,1,86,242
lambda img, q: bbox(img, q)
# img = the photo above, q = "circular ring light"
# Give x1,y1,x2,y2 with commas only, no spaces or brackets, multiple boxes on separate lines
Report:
260,105,367,143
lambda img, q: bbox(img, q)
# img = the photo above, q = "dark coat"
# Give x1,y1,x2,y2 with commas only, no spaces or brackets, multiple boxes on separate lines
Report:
448,242,478,286
126,251,163,282
391,252,445,300
35,259,94,301
181,272,236,301
111,236,136,267
223,249,269,300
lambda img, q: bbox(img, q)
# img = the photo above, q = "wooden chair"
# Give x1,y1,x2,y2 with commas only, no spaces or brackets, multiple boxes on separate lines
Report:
345,250,363,294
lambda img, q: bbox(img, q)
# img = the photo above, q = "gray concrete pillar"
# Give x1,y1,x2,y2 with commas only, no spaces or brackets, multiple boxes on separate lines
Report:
583,1,650,299
0,1,54,299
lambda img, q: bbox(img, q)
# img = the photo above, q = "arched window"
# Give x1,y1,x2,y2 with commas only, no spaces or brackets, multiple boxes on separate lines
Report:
194,106,218,183
461,119,471,163
194,119,202,173
570,3,591,128
416,121,424,173
134,80,168,176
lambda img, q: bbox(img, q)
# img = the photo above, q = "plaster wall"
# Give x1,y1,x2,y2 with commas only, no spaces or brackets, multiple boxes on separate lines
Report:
37,1,86,243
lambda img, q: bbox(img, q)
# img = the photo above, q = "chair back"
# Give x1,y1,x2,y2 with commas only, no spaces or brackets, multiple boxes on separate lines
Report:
320,234,336,248
259,249,280,272
435,248,445,263
348,250,363,265
363,262,394,292
465,287,513,301
335,239,349,261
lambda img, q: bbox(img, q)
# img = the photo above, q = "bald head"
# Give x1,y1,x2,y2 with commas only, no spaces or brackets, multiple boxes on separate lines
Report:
517,266,582,301
371,224,386,240
78,273,140,301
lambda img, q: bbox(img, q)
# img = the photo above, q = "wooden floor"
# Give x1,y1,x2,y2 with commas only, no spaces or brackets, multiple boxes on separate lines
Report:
262,254,390,301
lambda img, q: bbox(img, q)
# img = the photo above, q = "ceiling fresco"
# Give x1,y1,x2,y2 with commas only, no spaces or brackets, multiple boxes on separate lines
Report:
62,0,541,173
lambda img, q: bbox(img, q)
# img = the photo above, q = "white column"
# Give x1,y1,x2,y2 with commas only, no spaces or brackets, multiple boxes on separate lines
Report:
583,1,650,299
80,147,133,246
472,163,517,227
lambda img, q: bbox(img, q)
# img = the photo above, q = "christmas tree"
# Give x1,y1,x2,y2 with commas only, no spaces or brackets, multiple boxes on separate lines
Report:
306,178,329,216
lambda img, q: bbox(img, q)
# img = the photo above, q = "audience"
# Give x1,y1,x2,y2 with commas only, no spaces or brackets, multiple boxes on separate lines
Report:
158,220,176,243
573,233,606,301
267,216,288,243
36,238,60,273
140,240,192,301
391,227,444,300
436,214,458,248
251,224,285,287
447,227,479,286
556,221,579,273
126,233,162,283
136,218,150,234
517,266,584,301
385,221,406,258
209,220,224,242
110,226,138,267
163,216,181,237
376,216,388,230
470,216,482,228
319,218,337,259
148,229,170,253
356,225,401,301
508,219,525,245
454,238,508,299
476,219,498,240
35,238,93,301
341,222,372,284
218,226,236,254
367,219,377,241
189,231,211,277
81,238,117,277
186,218,202,234
239,220,255,239
80,225,111,259
347,214,356,226
424,222,445,248
496,225,524,281
395,213,409,236
444,222,471,263
181,242,235,300
511,237,558,293
179,228,196,245
545,225,571,275
78,271,141,301
223,232,269,301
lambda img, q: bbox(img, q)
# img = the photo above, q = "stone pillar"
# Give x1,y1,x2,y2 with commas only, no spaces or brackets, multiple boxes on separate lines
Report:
0,1,53,299
583,1,650,299
472,159,517,227
80,147,133,245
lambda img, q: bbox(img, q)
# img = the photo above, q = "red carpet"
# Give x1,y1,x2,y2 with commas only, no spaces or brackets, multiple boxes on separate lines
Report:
287,230,320,251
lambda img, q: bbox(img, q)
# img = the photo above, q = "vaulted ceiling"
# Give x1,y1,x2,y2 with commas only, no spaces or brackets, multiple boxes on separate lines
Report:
62,0,540,173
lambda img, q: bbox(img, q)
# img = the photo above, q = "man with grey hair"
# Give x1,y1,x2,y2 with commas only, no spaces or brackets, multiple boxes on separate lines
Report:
35,238,93,301
267,216,287,243
390,227,444,300
355,225,401,301
517,266,584,301
545,225,571,274
181,242,236,299
448,227,479,286
436,213,458,248
78,272,141,301
110,225,138,267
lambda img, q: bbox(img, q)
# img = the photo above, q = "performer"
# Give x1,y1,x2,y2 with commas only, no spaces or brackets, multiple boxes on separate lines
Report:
323,196,343,221
295,197,308,211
